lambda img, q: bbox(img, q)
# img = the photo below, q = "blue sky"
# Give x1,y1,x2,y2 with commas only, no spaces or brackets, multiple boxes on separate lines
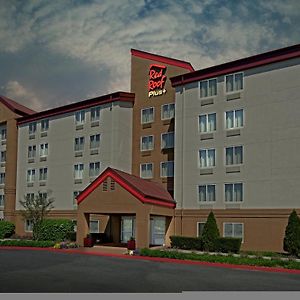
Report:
0,0,299,111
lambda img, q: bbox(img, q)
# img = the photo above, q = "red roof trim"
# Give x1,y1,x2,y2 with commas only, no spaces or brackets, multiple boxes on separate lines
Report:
17,92,135,125
131,49,194,72
170,44,300,87
77,168,176,208
0,95,36,116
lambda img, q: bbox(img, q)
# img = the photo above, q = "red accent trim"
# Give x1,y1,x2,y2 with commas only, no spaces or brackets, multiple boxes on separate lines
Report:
170,44,300,87
2,247,300,275
131,49,194,72
17,92,135,125
0,95,36,116
77,168,175,208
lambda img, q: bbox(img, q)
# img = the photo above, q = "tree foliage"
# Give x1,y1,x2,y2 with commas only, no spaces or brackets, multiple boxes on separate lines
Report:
283,210,300,256
202,211,220,251
19,191,55,240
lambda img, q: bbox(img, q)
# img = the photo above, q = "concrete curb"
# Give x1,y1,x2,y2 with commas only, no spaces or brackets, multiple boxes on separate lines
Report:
1,246,300,275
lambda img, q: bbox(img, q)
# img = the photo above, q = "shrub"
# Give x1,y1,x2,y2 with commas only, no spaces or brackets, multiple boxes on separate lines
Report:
35,219,75,242
283,210,300,256
0,239,55,247
214,237,242,253
170,236,203,250
53,241,78,249
202,212,220,251
0,221,15,239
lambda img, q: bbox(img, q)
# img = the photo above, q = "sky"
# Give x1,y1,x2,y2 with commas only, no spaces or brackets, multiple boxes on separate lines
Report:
0,0,299,111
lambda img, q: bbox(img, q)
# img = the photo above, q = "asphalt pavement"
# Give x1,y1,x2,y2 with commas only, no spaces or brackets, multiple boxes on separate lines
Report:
1,249,300,292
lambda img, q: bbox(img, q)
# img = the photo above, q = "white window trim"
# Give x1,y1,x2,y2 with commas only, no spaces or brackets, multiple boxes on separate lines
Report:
140,135,154,151
224,145,244,166
224,72,244,94
141,107,155,124
41,119,49,132
161,103,175,120
90,134,100,149
24,219,33,233
91,106,101,122
223,222,244,243
199,148,216,169
197,222,206,237
198,113,217,133
39,143,49,157
160,161,174,178
27,169,35,183
39,168,48,181
197,184,216,203
224,182,244,203
89,220,100,233
198,77,218,99
0,194,4,208
74,163,84,180
225,109,244,130
161,132,174,149
89,162,101,178
75,110,86,124
140,163,154,179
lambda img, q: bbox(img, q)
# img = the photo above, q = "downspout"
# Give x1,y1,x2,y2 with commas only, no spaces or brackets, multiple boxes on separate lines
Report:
180,85,185,236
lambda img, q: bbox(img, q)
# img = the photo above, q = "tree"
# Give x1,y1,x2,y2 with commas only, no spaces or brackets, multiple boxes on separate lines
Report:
283,210,300,256
19,191,55,240
202,211,220,251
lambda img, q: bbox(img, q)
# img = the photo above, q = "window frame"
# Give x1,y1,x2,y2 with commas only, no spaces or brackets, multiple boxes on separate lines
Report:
41,119,49,132
26,169,35,183
223,222,244,243
225,145,243,166
160,161,174,178
198,113,217,133
91,106,101,122
161,132,174,149
199,148,216,168
141,107,155,124
225,109,244,130
161,103,175,120
140,163,154,179
140,135,154,151
89,220,100,234
0,194,4,208
75,110,86,125
74,137,85,152
90,134,100,149
198,184,216,203
1,128,7,141
225,72,244,94
199,77,218,98
29,122,37,135
197,222,206,237
39,167,48,181
224,182,244,203
89,161,101,178
74,163,84,180
24,219,34,233
39,143,49,157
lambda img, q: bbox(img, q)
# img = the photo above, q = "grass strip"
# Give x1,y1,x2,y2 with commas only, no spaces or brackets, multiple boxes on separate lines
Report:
0,240,55,248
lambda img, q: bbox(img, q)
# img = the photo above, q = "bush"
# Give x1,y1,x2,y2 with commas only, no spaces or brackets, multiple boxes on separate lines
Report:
0,221,15,239
53,241,78,249
214,237,242,253
202,212,220,251
35,219,75,242
170,236,203,250
0,239,55,247
283,210,300,256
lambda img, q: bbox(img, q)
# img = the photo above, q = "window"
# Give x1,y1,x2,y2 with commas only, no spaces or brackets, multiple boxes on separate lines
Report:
197,222,206,237
74,164,84,179
198,185,216,202
28,145,36,158
89,162,100,177
224,223,244,241
141,107,154,124
226,146,243,165
39,192,47,201
0,173,5,184
199,113,216,133
75,110,85,124
27,169,35,183
226,109,244,129
74,137,85,151
161,103,175,120
140,163,153,179
89,220,100,233
160,161,174,177
29,122,37,134
40,143,48,157
0,195,4,208
91,107,100,122
41,119,49,132
1,128,6,141
161,132,174,149
1,151,6,163
90,134,100,149
26,193,35,201
200,78,217,98
199,149,216,168
25,219,34,232
72,220,77,232
141,135,154,151
39,168,48,181
73,191,81,207
225,72,244,93
225,183,243,202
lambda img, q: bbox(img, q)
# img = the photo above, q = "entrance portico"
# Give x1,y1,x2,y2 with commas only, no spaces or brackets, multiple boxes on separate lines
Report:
76,168,175,249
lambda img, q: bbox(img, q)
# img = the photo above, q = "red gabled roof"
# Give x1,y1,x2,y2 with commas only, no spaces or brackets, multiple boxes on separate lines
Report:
170,44,300,87
77,167,176,208
17,91,135,125
131,49,194,72
0,95,36,116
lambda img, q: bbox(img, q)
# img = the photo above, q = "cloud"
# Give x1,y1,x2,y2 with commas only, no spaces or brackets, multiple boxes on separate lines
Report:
2,81,43,111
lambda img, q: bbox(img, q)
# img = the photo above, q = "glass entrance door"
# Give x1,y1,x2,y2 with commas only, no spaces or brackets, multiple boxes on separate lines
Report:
150,216,166,245
121,216,135,243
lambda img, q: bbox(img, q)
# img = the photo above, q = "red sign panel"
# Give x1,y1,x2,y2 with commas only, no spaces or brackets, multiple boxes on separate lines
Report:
148,64,167,98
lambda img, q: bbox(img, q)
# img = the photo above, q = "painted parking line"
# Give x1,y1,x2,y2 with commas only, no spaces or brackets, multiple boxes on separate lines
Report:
1,246,300,275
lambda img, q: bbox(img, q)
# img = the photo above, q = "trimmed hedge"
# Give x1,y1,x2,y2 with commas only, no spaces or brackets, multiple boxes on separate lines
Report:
0,221,15,239
170,235,242,253
35,219,75,241
0,240,55,247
